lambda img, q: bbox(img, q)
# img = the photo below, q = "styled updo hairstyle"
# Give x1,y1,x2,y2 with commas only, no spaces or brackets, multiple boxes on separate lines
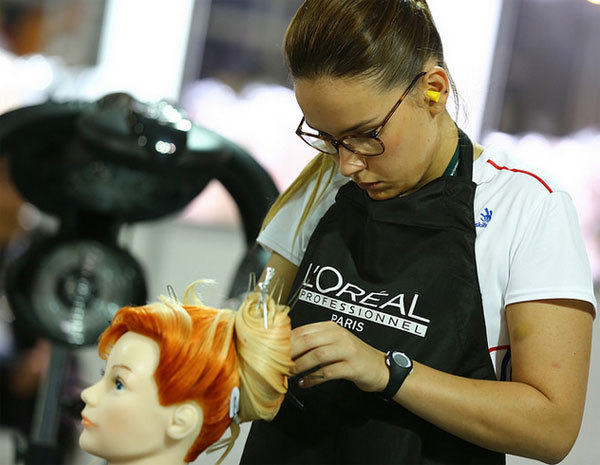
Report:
262,0,456,237
97,284,293,464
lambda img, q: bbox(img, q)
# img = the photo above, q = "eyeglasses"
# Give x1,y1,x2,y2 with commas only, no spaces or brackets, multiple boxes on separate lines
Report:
296,71,426,157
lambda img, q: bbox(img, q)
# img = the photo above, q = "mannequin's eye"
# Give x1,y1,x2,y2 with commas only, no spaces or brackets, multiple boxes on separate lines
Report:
114,378,124,391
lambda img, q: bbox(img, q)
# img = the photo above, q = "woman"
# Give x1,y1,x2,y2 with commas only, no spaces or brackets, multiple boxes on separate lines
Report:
80,280,293,465
240,1,596,464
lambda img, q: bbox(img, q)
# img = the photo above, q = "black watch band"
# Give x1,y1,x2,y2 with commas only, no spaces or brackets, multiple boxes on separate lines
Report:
381,351,413,399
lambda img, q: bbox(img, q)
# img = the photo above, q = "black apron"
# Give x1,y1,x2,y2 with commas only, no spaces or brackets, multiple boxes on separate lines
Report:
241,130,505,465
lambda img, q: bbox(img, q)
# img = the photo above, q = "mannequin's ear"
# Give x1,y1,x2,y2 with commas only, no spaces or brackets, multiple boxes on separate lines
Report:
167,402,203,440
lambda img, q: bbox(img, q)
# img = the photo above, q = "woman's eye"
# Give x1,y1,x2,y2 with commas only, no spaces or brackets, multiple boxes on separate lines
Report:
362,128,377,137
115,379,124,391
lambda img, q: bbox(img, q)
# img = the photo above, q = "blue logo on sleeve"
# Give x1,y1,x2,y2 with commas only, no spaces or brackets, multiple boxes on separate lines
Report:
475,208,493,228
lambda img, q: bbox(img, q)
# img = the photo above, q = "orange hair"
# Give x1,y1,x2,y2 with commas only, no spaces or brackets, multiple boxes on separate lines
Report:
97,286,292,463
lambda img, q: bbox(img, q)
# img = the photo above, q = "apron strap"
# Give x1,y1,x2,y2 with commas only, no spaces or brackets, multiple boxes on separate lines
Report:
456,127,474,181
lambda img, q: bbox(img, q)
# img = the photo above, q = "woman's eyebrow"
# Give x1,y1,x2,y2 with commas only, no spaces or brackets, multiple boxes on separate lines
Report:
306,116,379,135
339,116,379,134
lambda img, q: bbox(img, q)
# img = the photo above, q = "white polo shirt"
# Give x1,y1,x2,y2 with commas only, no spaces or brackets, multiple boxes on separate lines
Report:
257,145,597,379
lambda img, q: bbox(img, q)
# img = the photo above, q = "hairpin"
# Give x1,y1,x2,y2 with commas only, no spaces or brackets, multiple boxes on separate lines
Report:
257,267,275,329
166,284,179,303
229,386,241,424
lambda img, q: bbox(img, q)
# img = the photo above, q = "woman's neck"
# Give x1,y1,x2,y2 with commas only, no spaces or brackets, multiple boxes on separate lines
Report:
436,112,460,171
411,111,459,193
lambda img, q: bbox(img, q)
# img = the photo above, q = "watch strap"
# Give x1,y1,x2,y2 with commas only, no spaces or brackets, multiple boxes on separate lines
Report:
381,351,412,399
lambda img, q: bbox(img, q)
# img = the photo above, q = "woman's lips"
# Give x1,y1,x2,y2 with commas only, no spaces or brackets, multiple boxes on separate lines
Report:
81,413,97,428
357,181,382,190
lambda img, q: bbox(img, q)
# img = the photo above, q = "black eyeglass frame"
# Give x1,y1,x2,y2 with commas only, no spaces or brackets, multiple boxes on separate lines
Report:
295,71,427,156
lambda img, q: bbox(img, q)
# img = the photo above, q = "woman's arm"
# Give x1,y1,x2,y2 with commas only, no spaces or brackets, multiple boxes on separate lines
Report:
259,251,299,303
292,298,594,464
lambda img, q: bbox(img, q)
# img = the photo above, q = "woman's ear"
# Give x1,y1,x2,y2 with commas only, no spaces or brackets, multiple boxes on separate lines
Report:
424,65,450,115
167,402,203,440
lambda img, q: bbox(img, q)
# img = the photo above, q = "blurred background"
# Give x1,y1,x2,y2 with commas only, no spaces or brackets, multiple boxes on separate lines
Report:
0,0,598,464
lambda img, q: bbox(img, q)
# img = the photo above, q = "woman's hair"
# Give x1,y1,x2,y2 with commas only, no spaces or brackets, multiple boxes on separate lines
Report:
262,0,455,239
285,0,445,91
97,282,293,464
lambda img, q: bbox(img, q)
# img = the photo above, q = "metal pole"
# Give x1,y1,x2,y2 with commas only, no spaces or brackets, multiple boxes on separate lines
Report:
25,343,68,465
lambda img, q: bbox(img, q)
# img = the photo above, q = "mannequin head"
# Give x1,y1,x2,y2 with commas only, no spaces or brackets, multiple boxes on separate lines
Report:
80,330,203,464
80,284,293,465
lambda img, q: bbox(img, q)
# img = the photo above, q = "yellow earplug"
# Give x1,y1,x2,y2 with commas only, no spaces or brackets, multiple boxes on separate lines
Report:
426,90,441,102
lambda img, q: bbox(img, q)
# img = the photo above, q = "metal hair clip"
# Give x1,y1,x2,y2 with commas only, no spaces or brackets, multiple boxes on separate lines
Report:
229,386,241,424
257,267,275,329
166,284,179,302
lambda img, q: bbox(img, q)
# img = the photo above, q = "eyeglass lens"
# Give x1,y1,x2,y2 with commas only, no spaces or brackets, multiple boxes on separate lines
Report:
300,131,384,156
342,136,383,155
300,134,337,154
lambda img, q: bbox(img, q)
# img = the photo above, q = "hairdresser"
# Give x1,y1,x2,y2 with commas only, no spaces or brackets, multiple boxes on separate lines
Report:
240,1,596,464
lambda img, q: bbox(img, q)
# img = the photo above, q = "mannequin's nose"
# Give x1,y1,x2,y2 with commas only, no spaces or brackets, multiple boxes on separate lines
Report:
81,381,100,406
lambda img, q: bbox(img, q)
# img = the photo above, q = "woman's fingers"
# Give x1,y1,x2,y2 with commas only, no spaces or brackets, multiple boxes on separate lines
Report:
290,320,341,360
293,338,343,374
298,361,351,388
290,321,388,392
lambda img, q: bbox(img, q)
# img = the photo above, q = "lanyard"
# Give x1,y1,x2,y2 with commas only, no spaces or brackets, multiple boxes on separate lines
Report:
442,142,460,177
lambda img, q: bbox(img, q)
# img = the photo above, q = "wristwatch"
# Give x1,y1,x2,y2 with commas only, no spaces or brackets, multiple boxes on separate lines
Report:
381,350,413,399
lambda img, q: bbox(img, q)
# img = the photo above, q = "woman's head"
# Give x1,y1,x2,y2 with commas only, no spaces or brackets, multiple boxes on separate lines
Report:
80,287,293,464
285,0,459,200
284,0,445,91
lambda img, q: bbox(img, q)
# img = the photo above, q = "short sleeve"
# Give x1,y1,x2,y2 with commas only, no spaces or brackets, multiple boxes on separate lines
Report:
505,191,597,314
257,172,348,266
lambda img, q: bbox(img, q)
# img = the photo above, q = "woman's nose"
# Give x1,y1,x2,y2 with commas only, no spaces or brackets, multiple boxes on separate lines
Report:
337,146,367,177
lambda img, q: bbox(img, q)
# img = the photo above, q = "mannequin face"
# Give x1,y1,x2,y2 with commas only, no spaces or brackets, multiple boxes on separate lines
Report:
79,332,175,463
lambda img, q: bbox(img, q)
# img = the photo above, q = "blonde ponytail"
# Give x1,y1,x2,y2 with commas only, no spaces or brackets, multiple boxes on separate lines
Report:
234,291,293,422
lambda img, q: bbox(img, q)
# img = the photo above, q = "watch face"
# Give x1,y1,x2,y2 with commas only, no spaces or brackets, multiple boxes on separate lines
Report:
392,352,411,368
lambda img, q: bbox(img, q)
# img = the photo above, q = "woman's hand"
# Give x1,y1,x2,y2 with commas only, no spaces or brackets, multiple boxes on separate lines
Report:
291,320,389,393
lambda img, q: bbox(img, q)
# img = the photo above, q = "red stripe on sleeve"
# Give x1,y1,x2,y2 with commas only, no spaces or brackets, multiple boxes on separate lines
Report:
487,159,553,193
489,345,510,353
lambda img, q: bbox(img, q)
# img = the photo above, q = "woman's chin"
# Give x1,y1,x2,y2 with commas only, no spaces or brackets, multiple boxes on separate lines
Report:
366,188,401,201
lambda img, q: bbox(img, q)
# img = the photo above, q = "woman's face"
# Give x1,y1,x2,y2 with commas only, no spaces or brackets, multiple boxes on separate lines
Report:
294,76,447,200
79,331,173,463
